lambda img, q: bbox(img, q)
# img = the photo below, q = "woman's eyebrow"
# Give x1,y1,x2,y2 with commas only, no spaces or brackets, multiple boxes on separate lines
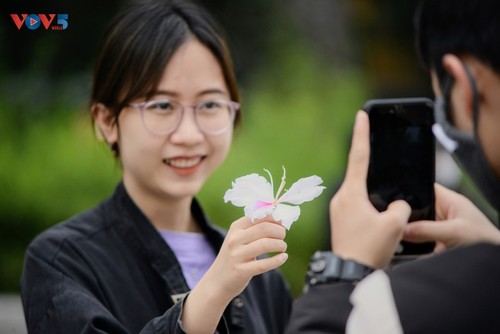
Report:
196,88,228,97
152,88,228,99
153,90,179,98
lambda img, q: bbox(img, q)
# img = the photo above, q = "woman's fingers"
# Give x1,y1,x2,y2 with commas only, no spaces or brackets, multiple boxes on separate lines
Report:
230,219,287,245
241,253,289,276
234,238,288,260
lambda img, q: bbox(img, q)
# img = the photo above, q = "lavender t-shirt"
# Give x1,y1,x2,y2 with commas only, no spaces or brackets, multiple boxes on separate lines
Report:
159,229,217,289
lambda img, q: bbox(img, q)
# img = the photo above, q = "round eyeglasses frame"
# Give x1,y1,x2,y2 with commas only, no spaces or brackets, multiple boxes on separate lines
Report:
128,98,240,136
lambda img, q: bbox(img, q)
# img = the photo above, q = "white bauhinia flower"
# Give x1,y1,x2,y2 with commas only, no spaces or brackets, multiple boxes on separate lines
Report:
224,166,326,229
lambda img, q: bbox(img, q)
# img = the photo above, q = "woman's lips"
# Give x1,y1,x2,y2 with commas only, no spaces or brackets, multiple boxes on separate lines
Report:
164,156,205,175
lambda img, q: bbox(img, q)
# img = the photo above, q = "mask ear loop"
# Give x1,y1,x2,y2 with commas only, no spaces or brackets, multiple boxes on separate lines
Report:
463,65,480,139
441,73,454,123
440,64,480,140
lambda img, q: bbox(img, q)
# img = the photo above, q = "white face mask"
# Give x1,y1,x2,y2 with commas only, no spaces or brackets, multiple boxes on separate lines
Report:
432,67,500,210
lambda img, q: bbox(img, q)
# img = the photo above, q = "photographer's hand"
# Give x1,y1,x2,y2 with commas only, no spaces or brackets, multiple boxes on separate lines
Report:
403,183,500,252
330,111,411,269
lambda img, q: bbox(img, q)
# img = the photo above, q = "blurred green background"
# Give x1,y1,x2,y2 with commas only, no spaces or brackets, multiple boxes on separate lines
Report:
1,0,432,297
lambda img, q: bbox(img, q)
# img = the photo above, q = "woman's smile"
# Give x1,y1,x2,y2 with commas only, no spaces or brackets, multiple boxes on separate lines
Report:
164,155,206,175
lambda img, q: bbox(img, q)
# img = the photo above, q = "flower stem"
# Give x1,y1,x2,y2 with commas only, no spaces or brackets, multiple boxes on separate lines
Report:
264,168,274,195
275,166,287,201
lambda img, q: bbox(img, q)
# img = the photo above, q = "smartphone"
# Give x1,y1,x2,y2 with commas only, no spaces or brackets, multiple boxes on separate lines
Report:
363,97,435,256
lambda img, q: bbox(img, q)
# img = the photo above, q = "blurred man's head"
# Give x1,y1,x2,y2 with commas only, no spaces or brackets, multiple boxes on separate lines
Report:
414,0,500,208
415,0,500,87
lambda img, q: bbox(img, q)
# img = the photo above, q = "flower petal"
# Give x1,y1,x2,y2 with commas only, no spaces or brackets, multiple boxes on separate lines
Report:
223,173,274,207
248,203,275,222
278,175,326,205
272,204,301,230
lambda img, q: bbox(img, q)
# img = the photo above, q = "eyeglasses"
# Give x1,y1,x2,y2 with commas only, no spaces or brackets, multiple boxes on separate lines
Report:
128,99,240,136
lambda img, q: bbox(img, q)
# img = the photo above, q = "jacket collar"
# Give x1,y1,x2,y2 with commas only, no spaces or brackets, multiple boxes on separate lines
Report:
110,181,225,296
109,182,244,331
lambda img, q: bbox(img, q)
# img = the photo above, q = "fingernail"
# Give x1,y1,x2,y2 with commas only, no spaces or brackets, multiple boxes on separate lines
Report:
356,110,364,119
354,110,364,128
280,253,289,262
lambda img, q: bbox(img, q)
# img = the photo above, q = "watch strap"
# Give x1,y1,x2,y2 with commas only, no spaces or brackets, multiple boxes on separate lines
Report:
306,251,374,286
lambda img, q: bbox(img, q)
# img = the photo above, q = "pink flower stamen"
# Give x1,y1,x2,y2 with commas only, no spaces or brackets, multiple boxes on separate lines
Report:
255,200,274,209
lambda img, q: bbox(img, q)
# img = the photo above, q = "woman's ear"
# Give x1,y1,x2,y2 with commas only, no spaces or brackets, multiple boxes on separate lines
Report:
92,103,118,146
442,54,474,132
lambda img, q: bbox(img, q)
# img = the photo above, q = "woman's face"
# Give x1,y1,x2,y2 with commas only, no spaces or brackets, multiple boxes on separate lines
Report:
110,38,233,203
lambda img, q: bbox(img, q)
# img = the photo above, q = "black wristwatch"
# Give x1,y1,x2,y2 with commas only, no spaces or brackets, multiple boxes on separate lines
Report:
305,251,375,287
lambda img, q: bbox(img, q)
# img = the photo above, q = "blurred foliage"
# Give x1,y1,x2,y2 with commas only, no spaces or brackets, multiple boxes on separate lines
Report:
1,0,430,297
0,41,366,296
199,41,367,296
0,99,121,291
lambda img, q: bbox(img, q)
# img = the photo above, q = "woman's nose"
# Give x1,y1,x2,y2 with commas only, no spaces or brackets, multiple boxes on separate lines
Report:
169,108,205,144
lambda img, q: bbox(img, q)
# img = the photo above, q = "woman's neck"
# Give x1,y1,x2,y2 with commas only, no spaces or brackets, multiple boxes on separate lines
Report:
123,180,201,233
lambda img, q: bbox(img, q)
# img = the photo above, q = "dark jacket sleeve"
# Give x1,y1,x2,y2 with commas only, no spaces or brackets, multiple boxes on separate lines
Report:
287,244,500,334
286,282,355,334
21,246,187,334
388,243,500,334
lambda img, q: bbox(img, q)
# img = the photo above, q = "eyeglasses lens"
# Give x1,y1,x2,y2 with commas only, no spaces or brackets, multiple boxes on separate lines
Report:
142,100,234,135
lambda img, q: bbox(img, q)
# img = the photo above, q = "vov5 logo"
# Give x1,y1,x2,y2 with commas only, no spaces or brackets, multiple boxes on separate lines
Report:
10,14,69,30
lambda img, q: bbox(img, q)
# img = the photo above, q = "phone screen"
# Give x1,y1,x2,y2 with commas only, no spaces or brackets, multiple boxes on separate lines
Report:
365,98,435,255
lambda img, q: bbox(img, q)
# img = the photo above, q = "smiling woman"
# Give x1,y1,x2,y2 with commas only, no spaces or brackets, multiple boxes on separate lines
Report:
20,1,292,333
94,38,237,211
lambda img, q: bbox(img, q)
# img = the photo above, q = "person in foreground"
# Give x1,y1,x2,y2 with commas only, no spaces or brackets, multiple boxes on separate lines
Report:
21,1,291,333
286,0,500,333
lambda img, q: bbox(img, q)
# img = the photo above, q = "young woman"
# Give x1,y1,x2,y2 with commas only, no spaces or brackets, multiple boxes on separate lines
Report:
21,0,292,333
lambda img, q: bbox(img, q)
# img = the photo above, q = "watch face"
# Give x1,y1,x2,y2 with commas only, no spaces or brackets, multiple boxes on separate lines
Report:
307,251,374,286
310,258,327,272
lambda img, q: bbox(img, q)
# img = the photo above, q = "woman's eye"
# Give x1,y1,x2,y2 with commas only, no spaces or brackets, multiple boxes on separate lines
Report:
145,101,177,115
202,101,222,109
152,101,172,110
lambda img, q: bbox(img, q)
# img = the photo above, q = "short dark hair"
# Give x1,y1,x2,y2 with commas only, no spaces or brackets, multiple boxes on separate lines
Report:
91,0,240,126
414,0,500,85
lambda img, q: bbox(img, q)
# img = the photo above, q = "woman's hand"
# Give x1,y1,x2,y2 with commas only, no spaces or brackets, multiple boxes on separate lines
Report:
207,216,288,300
403,183,500,252
181,216,287,333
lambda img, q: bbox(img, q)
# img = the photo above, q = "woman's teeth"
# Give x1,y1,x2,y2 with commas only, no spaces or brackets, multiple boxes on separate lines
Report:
165,157,202,168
